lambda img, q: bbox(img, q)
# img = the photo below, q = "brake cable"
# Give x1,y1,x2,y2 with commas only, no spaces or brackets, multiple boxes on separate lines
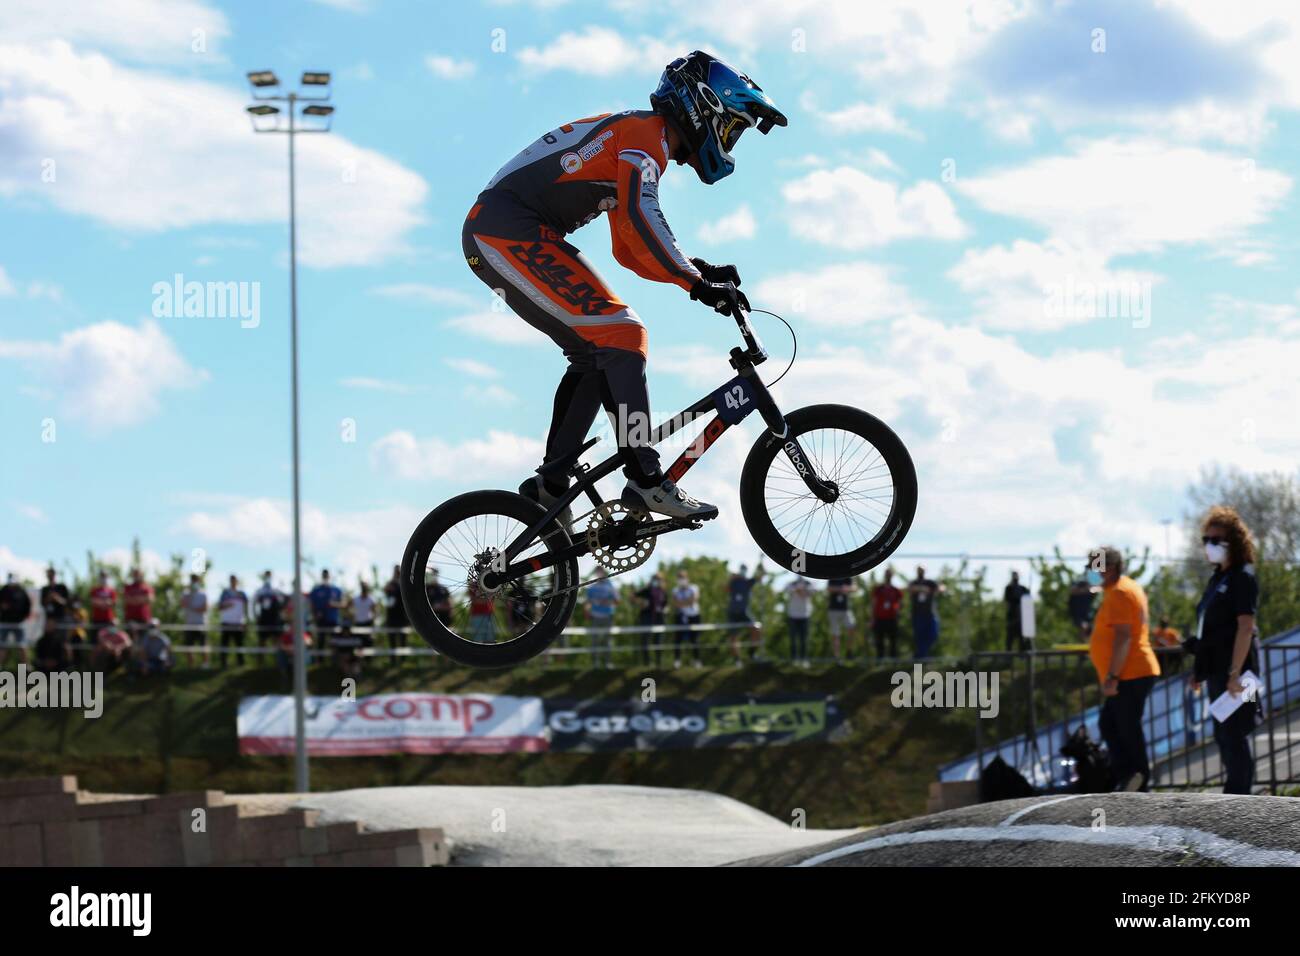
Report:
748,308,797,387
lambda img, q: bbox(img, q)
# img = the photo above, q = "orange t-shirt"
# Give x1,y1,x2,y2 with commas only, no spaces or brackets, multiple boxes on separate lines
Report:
1089,576,1160,682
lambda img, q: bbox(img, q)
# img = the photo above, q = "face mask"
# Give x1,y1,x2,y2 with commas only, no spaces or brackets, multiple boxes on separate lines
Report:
1085,570,1102,586
1205,542,1228,564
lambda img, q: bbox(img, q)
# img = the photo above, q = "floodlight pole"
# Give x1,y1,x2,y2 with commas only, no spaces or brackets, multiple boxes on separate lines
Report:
246,73,332,794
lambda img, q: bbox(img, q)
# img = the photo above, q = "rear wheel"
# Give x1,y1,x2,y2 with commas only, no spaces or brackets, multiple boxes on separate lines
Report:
739,404,917,578
400,490,579,668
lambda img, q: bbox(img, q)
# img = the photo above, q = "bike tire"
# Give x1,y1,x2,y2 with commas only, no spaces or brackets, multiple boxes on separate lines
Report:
739,404,917,578
400,490,579,668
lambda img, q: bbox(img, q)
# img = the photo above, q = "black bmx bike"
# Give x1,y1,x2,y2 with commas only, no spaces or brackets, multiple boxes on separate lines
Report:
401,306,917,667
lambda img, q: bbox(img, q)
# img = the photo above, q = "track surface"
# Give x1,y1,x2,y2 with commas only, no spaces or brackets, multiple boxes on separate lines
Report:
729,792,1300,866
279,784,858,866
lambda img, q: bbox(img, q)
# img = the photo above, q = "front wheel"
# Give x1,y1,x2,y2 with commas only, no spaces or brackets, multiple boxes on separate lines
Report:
400,490,579,668
739,404,917,578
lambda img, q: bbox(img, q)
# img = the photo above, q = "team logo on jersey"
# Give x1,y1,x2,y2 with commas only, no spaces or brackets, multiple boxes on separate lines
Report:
560,152,582,174
578,129,614,162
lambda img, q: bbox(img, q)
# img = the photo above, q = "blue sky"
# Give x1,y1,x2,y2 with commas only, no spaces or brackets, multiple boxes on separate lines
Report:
2,0,1299,593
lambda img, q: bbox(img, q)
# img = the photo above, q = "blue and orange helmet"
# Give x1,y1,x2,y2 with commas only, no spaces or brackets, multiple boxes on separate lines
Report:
650,51,787,184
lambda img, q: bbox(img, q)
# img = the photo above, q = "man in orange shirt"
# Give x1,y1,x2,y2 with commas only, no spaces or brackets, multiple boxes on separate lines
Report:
1088,547,1160,792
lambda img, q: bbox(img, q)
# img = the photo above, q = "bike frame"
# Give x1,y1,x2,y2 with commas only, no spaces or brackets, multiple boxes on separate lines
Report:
483,309,837,588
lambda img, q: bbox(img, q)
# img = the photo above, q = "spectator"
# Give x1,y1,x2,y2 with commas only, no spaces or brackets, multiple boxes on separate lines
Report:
134,620,173,677
426,569,453,628
309,570,344,644
908,566,943,659
725,563,765,665
871,568,903,660
585,569,618,668
1190,507,1263,795
33,626,72,674
254,571,286,664
39,567,70,642
64,597,88,667
826,577,858,661
179,574,209,666
671,570,702,669
634,572,668,666
275,624,312,683
0,573,32,666
1088,546,1160,792
352,581,377,642
383,565,408,658
93,621,133,672
217,575,249,667
468,582,495,644
122,567,153,639
784,576,813,668
332,623,366,681
1150,616,1182,648
88,570,116,640
1003,571,1030,653
1067,576,1096,640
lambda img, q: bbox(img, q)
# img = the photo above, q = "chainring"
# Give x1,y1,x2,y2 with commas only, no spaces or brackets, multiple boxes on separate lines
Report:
585,501,656,573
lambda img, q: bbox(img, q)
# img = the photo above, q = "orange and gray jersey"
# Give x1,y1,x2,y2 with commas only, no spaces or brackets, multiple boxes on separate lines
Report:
477,110,701,292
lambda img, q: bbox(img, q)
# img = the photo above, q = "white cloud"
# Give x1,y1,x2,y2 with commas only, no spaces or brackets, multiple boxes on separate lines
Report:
0,41,428,269
425,55,477,80
814,98,918,138
956,139,1290,257
0,546,52,582
0,266,14,296
696,204,757,244
445,357,501,378
782,166,966,249
444,312,549,346
0,320,205,429
371,284,479,308
947,238,1163,331
369,429,544,481
339,377,422,394
752,262,918,327
465,383,518,405
16,504,46,523
517,27,679,76
0,0,230,63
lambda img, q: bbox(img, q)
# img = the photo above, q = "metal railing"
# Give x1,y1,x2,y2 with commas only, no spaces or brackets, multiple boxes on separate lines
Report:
940,625,1300,795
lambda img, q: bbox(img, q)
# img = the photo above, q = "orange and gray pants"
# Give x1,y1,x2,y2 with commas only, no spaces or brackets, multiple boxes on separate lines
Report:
462,192,661,485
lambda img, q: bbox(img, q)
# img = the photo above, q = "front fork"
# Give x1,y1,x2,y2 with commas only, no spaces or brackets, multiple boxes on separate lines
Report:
708,358,839,505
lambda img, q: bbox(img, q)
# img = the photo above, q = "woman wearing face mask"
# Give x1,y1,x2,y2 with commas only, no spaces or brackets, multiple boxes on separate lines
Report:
1190,506,1262,795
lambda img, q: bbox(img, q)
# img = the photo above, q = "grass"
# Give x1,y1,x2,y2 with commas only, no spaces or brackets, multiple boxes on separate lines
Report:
0,659,988,828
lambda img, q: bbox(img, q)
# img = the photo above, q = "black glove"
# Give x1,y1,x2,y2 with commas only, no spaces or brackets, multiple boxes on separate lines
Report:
689,278,750,317
690,257,742,287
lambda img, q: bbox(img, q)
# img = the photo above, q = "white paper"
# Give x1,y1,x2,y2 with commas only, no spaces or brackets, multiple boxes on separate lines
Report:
1209,671,1263,723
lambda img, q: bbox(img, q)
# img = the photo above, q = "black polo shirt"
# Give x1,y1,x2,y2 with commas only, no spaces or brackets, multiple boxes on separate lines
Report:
1193,564,1259,682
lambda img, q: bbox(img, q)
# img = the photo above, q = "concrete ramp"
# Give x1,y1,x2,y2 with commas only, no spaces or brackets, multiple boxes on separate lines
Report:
286,784,859,866
727,792,1300,867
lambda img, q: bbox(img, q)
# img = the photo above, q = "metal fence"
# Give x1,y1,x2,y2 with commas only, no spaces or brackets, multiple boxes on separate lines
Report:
939,625,1300,795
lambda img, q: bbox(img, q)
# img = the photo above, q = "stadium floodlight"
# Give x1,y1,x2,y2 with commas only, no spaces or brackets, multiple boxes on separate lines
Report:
242,67,337,794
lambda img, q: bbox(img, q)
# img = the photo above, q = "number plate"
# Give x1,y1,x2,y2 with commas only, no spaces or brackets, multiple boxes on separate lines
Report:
711,375,757,425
